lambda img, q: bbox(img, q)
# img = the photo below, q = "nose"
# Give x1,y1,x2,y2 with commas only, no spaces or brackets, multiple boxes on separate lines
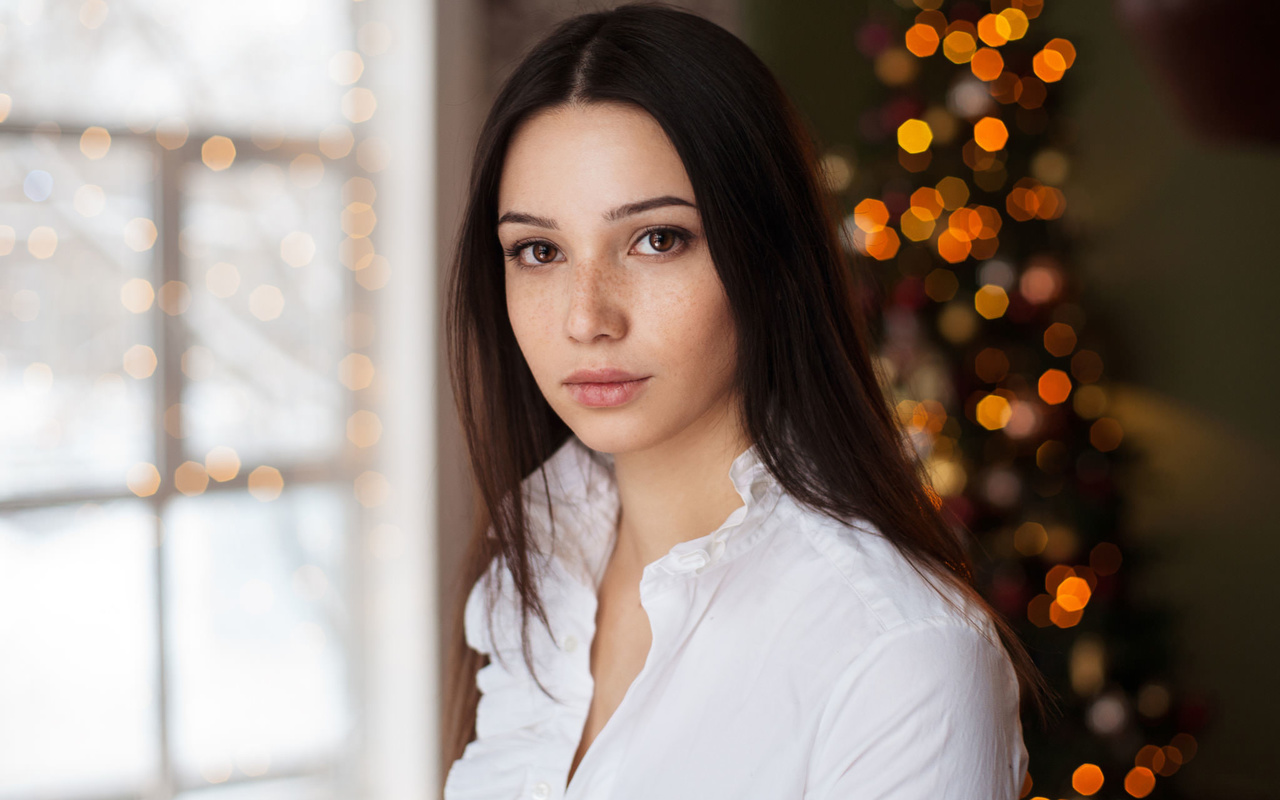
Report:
564,256,627,343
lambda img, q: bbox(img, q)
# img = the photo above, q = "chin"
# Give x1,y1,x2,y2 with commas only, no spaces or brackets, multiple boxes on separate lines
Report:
558,408,668,456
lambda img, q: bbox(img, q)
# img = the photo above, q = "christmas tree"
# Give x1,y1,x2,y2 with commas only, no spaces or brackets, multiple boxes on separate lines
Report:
751,0,1209,795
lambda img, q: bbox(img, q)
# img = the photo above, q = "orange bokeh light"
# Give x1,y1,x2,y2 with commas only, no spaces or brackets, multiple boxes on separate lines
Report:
911,187,945,220
975,205,1003,237
937,229,972,263
971,47,1004,81
853,198,890,232
1038,368,1072,404
1090,417,1124,452
1046,37,1077,68
1028,593,1053,627
1034,48,1068,82
1049,599,1083,628
977,13,1011,46
915,9,947,35
1045,564,1074,593
947,207,983,241
1170,733,1198,762
1032,184,1066,219
1044,322,1077,356
1072,763,1104,796
1056,575,1092,612
990,72,1022,104
1124,767,1156,798
974,116,1009,151
1072,349,1104,383
974,347,1010,383
864,227,901,261
906,23,941,57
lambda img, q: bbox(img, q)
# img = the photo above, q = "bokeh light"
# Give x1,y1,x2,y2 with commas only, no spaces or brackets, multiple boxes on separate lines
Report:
1072,763,1104,795
897,119,934,154
247,466,284,502
201,135,236,170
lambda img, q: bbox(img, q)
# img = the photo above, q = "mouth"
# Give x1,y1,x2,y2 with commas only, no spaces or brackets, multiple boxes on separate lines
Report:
563,376,651,408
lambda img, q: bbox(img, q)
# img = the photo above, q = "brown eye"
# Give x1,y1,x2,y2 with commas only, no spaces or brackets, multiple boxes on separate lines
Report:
532,243,558,263
647,230,675,252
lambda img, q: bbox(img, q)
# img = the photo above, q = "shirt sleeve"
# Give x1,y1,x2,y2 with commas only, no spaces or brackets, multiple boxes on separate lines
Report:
804,618,1029,800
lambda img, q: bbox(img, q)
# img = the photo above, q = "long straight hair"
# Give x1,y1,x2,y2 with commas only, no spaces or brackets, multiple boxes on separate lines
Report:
442,0,1052,776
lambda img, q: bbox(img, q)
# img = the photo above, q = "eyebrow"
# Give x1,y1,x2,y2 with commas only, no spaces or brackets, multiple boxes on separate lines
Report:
496,195,696,230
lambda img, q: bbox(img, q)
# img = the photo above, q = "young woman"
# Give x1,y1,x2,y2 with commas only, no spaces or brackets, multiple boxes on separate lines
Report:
442,4,1048,798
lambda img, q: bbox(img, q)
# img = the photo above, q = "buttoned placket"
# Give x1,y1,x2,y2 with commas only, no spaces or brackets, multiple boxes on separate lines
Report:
559,477,783,799
509,440,781,800
562,565,688,800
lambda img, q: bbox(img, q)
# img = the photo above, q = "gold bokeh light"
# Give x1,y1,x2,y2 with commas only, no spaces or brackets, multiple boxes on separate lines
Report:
174,461,210,496
202,135,236,171
347,410,383,448
249,285,286,321
974,284,1009,319
28,226,58,259
248,466,284,502
976,393,1012,430
123,344,157,379
897,119,933,154
206,446,242,482
157,280,191,315
80,126,111,159
339,353,375,390
127,463,162,497
342,88,378,124
942,30,977,64
120,278,155,313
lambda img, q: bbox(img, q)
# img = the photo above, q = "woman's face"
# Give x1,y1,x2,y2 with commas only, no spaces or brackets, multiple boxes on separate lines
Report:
497,101,740,456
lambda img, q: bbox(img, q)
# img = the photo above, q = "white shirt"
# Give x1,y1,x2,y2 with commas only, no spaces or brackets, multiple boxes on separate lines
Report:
444,435,1028,800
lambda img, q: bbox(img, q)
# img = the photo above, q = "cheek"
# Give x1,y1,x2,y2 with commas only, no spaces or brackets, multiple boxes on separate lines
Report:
505,277,554,365
651,272,737,379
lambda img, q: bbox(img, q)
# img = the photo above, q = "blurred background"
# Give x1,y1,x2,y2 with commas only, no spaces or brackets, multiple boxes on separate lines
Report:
1,0,1275,799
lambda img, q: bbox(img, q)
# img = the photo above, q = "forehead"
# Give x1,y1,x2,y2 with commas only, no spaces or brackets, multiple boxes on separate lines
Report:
497,102,694,214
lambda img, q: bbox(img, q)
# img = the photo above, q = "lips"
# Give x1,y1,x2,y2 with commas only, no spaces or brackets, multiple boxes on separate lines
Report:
562,368,651,408
564,367,648,384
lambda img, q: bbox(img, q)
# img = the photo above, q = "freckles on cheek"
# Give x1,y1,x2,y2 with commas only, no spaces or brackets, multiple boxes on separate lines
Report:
506,282,557,358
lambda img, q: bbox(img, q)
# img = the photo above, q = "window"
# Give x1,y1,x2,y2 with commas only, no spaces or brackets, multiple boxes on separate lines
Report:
0,1,436,798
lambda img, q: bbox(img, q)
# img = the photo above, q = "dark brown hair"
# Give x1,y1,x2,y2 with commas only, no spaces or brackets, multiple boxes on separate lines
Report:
442,0,1052,780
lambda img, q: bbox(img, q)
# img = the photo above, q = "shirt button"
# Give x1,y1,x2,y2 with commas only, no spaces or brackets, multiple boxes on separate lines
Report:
532,781,551,799
561,634,578,653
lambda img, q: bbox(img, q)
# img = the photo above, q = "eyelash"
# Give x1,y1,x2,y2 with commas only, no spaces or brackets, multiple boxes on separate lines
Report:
502,226,695,267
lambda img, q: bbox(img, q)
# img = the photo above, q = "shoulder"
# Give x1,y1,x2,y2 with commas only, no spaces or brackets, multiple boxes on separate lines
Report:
758,493,1004,648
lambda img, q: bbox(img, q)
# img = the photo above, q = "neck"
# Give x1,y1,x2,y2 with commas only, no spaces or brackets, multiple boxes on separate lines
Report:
609,414,753,570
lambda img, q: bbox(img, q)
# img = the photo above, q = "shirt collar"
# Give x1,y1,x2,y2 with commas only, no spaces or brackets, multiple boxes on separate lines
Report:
524,434,782,588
